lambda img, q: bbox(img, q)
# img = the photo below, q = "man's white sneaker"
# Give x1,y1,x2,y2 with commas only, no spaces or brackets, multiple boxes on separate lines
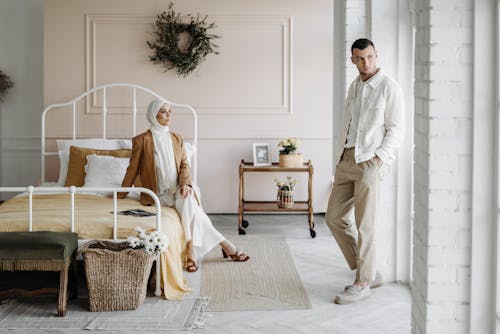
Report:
344,272,384,291
369,271,384,289
334,285,371,305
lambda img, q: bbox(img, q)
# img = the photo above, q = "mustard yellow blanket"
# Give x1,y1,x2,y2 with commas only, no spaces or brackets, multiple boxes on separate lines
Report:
0,193,191,300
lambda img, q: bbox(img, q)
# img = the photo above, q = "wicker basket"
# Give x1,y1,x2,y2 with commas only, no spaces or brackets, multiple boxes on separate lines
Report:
80,240,155,312
277,189,294,208
279,153,303,167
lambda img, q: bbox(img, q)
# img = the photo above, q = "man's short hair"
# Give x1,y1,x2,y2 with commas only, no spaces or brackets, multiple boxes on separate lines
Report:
351,38,375,54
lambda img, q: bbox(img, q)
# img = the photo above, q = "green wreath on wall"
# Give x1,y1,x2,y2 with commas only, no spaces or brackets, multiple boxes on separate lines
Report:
147,3,219,77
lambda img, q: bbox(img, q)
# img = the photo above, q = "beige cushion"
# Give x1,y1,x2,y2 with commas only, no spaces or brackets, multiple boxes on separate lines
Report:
64,146,131,187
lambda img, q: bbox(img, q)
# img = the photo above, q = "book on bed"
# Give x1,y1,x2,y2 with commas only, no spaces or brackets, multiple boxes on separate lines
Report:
112,209,156,217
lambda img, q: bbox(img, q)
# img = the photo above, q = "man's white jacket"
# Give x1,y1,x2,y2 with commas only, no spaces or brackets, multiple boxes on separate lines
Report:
333,69,405,172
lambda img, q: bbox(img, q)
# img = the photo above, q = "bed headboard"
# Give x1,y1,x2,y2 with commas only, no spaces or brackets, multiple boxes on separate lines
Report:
41,83,198,184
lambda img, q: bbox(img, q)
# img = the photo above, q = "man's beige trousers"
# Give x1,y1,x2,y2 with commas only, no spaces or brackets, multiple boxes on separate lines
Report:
325,148,379,282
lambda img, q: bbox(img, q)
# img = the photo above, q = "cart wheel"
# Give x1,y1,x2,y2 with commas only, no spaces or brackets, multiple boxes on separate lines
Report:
238,228,246,235
310,228,316,238
242,220,249,228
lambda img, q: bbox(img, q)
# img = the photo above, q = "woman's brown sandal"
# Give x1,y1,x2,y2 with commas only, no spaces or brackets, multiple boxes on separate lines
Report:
185,259,198,272
222,249,250,262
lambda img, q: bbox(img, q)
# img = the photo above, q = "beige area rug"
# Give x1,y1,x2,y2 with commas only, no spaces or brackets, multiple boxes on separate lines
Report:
0,296,207,331
201,235,311,312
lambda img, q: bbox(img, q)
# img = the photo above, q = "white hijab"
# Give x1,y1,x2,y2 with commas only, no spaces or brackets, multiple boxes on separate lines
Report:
147,99,178,202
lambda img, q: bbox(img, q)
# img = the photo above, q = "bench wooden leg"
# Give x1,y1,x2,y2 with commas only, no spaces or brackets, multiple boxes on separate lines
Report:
68,255,78,299
58,268,69,317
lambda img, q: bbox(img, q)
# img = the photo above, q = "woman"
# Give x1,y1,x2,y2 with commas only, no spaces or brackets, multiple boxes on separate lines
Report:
120,99,249,272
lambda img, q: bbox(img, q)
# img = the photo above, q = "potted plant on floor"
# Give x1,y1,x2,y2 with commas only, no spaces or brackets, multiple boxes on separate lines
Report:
80,227,168,312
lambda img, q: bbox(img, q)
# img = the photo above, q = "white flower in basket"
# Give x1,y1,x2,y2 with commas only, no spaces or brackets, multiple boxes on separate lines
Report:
278,137,300,155
127,227,169,255
274,176,297,208
277,137,303,167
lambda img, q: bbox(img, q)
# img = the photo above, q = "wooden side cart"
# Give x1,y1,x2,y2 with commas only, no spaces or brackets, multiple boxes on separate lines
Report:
238,160,316,238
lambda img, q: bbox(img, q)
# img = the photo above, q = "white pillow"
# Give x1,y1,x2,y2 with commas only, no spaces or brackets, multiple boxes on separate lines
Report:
83,154,130,195
56,150,70,186
183,142,195,167
56,139,130,185
119,139,132,149
56,138,127,153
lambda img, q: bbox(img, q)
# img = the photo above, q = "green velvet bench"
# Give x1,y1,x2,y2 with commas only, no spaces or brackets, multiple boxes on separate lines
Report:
0,231,78,316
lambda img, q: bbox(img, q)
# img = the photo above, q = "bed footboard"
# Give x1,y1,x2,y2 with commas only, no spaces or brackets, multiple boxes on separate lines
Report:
0,186,163,297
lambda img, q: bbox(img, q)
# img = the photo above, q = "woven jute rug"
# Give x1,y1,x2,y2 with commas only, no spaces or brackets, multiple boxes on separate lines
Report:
201,235,311,312
0,296,207,331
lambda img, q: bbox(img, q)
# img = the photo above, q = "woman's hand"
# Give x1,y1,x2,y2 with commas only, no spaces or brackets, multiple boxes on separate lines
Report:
180,185,192,198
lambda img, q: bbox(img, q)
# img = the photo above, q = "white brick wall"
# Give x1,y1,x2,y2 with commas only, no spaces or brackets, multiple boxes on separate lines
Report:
342,4,479,331
345,0,368,87
412,0,473,333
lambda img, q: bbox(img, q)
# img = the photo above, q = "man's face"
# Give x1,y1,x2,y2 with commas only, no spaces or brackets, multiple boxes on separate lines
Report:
351,45,378,78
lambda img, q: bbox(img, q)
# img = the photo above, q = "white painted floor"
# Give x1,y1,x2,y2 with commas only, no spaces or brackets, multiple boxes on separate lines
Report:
0,214,411,334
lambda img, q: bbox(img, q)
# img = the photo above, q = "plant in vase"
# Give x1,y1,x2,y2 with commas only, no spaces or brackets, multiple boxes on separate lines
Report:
274,176,297,208
277,137,303,167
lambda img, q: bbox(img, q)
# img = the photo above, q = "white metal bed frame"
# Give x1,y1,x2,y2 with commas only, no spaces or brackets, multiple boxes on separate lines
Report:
41,82,198,184
1,83,199,297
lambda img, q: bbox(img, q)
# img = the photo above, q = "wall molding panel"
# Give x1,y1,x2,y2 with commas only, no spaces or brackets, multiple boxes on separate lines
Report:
85,14,293,115
0,136,40,152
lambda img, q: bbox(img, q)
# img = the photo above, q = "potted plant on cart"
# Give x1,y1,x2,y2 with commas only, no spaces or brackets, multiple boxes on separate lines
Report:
274,176,297,208
278,137,303,167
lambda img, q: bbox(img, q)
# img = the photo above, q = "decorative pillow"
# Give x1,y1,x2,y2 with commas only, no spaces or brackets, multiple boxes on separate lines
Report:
64,146,131,187
56,139,129,185
84,155,130,194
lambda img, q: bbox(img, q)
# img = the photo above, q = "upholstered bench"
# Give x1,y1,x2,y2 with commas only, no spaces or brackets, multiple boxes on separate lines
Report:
0,231,78,316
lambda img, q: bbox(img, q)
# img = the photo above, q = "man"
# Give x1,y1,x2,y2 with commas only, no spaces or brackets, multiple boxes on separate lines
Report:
326,38,404,304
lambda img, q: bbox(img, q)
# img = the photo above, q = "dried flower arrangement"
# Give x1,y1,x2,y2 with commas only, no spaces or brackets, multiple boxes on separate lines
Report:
0,70,14,102
147,2,219,77
274,176,298,191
